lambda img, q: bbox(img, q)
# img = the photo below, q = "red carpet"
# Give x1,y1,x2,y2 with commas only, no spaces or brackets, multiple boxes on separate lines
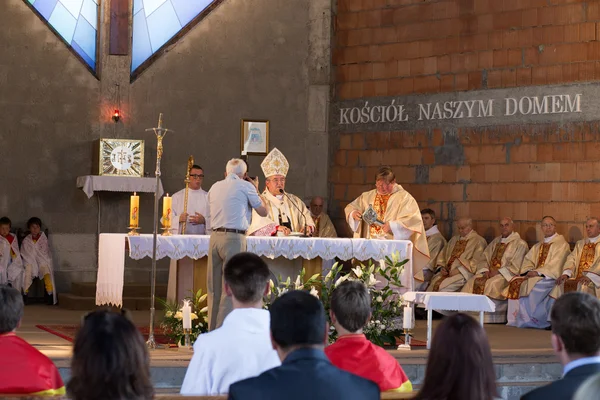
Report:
35,324,176,346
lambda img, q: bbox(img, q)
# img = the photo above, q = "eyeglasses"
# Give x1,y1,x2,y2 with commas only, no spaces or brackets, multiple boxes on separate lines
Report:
190,174,204,179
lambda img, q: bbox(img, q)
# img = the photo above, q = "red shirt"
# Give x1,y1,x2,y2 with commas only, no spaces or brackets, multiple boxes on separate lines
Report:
0,333,65,396
325,334,412,392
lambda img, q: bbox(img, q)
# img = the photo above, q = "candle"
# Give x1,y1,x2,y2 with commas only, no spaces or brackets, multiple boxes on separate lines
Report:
403,306,413,329
162,194,172,228
182,300,192,329
129,192,139,227
241,149,247,156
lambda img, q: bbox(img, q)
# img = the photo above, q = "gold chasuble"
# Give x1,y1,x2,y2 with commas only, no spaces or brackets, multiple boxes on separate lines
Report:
553,238,600,299
313,213,337,238
426,230,487,293
462,232,528,300
345,184,429,281
504,234,570,300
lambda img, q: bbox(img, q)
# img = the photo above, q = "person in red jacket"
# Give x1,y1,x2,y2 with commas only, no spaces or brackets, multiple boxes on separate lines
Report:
0,284,65,396
325,280,412,393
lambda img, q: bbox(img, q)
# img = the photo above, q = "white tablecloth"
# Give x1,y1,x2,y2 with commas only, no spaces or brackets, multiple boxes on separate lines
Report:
96,233,413,307
76,175,164,199
403,291,496,312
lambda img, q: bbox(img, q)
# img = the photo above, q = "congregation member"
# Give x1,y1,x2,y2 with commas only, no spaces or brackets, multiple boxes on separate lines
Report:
414,313,497,400
228,291,379,400
0,217,23,292
555,217,600,299
415,208,447,290
180,252,280,395
168,164,210,303
462,217,528,323
21,217,57,305
426,217,487,293
67,309,153,400
345,166,429,283
325,280,412,392
521,292,600,400
206,158,268,330
506,216,570,329
0,285,65,396
574,373,600,400
248,148,315,237
309,196,337,238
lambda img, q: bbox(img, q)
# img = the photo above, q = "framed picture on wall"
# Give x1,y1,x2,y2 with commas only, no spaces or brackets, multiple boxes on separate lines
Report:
241,119,269,155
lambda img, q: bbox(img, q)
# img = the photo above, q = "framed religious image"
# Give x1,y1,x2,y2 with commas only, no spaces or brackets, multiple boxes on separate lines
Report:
93,138,145,177
241,119,269,155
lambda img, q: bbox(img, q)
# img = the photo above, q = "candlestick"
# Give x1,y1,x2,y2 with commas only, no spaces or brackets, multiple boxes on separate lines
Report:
161,193,172,236
128,192,140,236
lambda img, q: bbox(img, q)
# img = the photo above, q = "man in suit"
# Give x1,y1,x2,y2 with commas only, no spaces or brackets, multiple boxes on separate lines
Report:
521,291,600,400
228,291,379,400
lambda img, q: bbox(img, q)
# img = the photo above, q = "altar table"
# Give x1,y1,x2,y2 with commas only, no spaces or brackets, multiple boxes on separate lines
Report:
96,233,414,307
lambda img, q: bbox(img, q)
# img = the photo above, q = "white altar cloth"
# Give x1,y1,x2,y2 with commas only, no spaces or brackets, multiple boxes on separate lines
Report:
96,233,413,307
403,291,496,349
76,175,164,199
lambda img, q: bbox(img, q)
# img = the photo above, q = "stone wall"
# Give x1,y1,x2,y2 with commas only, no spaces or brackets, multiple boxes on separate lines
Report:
331,0,600,245
0,0,331,291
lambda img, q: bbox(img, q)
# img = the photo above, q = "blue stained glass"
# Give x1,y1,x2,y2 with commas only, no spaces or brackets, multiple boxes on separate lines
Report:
131,0,218,74
28,0,97,72
48,2,77,42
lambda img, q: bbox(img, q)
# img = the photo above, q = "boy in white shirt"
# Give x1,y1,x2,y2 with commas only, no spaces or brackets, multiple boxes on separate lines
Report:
22,217,57,305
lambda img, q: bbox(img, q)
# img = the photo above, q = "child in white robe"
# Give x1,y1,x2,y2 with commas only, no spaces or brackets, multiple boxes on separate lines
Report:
22,217,57,305
0,217,24,292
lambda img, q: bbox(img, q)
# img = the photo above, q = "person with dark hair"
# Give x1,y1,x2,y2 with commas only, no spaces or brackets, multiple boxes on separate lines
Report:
67,309,154,400
414,313,497,400
325,280,412,392
344,166,429,287
416,208,447,290
181,252,280,395
0,285,65,396
521,292,600,400
228,290,379,400
22,217,57,305
0,217,24,292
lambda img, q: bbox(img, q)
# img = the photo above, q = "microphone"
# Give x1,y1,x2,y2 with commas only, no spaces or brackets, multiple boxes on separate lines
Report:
279,188,310,237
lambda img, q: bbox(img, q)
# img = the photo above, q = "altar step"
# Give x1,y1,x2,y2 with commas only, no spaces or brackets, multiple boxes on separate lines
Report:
58,282,168,311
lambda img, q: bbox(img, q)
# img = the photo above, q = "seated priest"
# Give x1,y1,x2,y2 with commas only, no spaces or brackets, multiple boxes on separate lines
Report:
424,217,487,293
505,216,570,329
0,217,23,293
462,217,529,323
555,217,600,299
248,148,315,237
309,196,337,238
344,166,429,287
415,208,447,291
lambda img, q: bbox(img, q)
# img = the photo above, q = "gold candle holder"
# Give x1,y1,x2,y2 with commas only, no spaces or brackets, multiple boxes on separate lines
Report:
128,226,140,236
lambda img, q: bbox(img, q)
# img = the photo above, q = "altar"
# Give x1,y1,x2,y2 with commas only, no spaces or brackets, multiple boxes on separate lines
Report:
95,233,414,307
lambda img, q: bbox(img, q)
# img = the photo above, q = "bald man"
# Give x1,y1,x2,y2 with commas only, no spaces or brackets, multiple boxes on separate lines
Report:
423,217,487,293
309,196,337,238
462,217,529,323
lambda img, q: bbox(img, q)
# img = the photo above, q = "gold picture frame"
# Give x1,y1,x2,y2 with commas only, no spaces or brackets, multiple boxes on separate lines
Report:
240,119,269,156
94,138,145,177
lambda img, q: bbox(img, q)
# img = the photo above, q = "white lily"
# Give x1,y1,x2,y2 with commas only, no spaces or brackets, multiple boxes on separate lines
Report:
324,269,333,282
376,296,383,303
165,311,173,317
280,288,288,295
352,266,363,278
174,311,183,320
367,274,379,287
190,313,199,320
334,275,349,287
310,286,319,297
269,279,275,289
200,306,208,313
294,275,302,289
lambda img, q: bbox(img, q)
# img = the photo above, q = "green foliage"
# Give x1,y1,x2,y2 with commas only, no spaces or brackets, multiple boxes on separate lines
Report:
157,288,209,346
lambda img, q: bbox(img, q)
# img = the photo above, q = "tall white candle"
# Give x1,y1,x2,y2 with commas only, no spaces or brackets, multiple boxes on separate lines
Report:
403,306,413,329
182,300,192,329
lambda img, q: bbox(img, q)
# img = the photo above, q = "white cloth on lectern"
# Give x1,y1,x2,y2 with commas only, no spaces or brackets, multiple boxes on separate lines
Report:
180,308,280,395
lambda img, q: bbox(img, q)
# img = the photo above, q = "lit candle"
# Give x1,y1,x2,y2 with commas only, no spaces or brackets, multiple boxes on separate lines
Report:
182,299,192,330
162,194,172,228
129,192,139,227
403,306,413,329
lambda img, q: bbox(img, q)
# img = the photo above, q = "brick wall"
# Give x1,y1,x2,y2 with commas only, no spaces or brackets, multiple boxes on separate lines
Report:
331,0,600,245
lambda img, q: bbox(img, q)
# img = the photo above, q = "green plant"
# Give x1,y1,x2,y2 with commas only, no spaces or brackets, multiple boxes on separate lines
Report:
157,288,209,346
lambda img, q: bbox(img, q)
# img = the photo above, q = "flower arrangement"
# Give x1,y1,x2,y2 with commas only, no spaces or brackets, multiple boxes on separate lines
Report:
265,252,408,347
157,289,209,346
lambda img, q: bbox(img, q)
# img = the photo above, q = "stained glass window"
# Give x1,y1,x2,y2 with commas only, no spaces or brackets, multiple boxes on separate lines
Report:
27,0,98,72
131,0,216,73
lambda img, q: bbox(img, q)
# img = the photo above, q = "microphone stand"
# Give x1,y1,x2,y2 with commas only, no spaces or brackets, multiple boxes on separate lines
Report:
279,189,309,237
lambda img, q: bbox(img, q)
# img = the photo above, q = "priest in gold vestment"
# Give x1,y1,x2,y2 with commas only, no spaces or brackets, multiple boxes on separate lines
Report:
415,209,446,291
309,196,337,238
505,216,570,329
462,217,528,323
344,166,429,288
555,217,600,299
424,217,487,293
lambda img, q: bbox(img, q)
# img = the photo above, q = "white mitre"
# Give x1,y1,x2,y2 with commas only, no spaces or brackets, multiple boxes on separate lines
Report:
261,147,289,178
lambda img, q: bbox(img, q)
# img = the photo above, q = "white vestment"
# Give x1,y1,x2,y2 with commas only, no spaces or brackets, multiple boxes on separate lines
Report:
21,233,57,304
171,187,210,234
180,308,280,395
0,234,24,291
